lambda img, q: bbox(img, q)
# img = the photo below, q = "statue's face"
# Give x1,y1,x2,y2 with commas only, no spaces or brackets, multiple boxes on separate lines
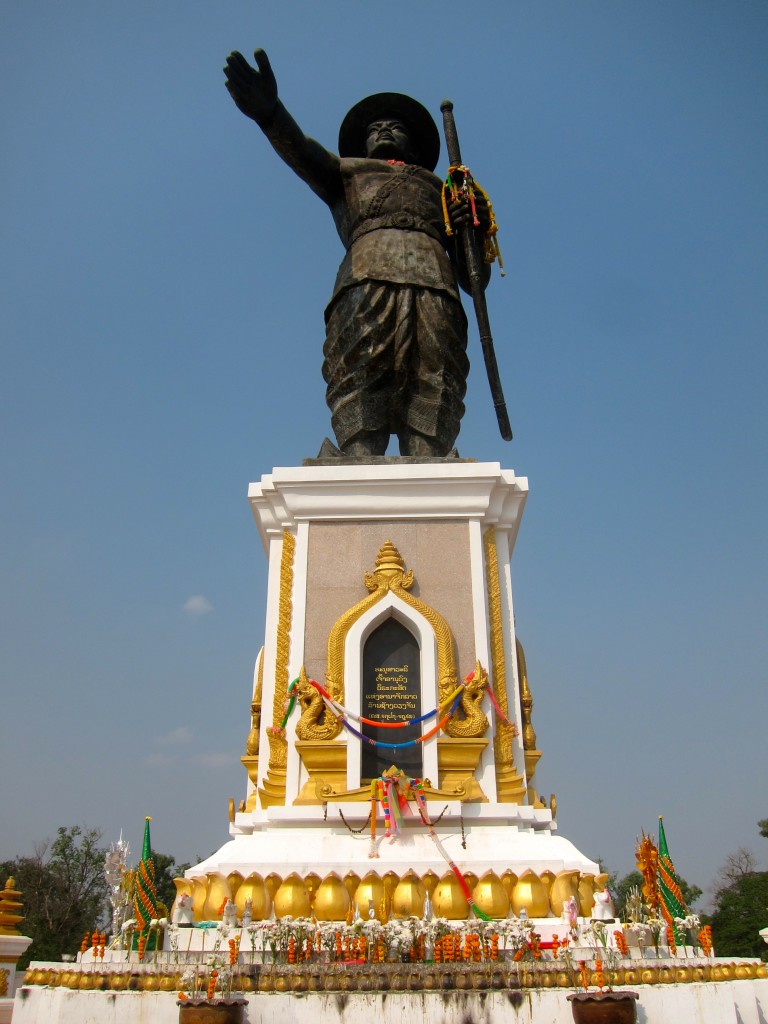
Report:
365,118,413,162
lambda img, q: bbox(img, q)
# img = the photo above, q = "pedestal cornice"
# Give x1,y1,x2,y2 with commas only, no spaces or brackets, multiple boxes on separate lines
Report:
248,462,528,549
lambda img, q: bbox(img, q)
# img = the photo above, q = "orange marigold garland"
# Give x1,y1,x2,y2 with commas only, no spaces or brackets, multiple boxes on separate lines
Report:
441,165,505,276
636,831,661,916
594,957,604,991
578,960,590,990
206,969,218,1001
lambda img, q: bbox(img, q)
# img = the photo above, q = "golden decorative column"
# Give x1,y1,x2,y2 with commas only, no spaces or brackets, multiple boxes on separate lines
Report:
517,637,543,805
259,530,295,808
483,528,526,802
241,648,264,812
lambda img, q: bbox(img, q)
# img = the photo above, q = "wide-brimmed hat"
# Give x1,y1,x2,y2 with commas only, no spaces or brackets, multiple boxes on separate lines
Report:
338,92,440,171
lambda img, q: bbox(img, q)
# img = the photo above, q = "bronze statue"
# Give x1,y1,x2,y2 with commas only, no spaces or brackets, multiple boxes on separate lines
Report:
224,49,491,457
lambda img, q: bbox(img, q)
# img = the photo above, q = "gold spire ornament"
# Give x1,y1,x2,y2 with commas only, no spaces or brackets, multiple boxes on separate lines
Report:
0,878,24,934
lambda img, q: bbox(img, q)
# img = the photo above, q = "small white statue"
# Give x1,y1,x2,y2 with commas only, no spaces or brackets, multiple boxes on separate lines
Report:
172,893,194,927
592,887,616,921
242,898,253,928
563,896,579,929
222,898,239,929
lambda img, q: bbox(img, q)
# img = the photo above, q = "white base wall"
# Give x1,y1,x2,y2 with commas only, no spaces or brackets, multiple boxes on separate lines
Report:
13,979,768,1024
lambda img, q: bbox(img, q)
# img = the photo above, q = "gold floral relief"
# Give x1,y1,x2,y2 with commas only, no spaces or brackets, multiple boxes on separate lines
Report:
273,531,295,730
259,530,295,807
483,529,515,762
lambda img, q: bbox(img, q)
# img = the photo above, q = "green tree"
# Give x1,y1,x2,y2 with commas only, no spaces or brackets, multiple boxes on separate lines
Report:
0,826,109,968
709,819,768,961
710,871,768,960
0,828,190,969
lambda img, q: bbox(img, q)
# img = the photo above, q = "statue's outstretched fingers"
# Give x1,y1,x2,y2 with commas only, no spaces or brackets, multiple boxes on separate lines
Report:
224,51,254,87
224,51,248,73
253,48,274,79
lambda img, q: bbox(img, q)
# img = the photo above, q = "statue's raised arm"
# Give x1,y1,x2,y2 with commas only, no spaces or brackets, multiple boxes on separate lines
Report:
223,48,341,206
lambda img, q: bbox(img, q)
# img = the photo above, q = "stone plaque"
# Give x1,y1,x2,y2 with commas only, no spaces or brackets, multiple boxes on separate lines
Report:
361,618,422,781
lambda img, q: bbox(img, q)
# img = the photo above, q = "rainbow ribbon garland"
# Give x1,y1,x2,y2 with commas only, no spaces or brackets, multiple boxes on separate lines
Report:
369,771,491,922
281,670,515,747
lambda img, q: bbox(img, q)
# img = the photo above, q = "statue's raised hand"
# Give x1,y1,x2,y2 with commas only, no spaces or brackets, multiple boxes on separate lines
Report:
224,48,278,126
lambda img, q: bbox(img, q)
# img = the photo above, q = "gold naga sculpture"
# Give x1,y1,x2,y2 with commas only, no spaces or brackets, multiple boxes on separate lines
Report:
294,666,343,741
444,660,490,738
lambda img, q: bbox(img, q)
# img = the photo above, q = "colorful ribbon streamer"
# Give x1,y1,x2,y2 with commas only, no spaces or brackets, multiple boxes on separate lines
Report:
368,771,491,922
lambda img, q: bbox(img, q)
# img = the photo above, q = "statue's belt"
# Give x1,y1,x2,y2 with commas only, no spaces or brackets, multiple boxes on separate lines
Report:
347,213,445,249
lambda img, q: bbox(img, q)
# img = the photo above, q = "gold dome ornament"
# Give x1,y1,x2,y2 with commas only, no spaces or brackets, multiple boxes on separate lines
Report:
273,873,310,919
392,870,426,918
354,871,386,919
234,872,271,921
383,871,399,902
421,870,439,896
500,869,518,901
432,870,470,920
343,871,361,901
549,869,580,917
314,872,351,921
264,873,282,902
227,871,244,902
303,872,322,909
511,870,549,918
577,872,604,917
472,870,509,919
463,870,479,894
201,872,233,920
539,869,556,903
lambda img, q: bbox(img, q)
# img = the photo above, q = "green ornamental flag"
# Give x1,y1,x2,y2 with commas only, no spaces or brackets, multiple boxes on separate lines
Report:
658,816,687,926
134,816,158,936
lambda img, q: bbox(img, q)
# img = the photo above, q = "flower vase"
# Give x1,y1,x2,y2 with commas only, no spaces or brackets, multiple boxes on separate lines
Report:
178,999,247,1024
567,991,639,1024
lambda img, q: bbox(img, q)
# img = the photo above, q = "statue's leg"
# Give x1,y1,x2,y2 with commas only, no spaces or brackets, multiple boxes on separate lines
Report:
323,283,395,451
341,429,389,457
396,429,445,457
395,289,469,455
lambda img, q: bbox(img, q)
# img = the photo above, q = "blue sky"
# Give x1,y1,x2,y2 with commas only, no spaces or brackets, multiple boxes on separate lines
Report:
2,1,766,906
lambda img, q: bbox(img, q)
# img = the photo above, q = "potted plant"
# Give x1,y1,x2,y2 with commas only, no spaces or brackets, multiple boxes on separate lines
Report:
563,925,638,1024
177,934,247,1024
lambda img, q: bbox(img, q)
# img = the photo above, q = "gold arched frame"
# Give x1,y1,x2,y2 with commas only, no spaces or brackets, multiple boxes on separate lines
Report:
325,541,459,707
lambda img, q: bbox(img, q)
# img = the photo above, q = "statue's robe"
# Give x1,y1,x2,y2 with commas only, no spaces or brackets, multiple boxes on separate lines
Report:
322,158,468,449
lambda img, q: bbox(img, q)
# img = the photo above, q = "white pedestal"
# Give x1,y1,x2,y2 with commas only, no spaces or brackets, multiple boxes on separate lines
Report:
191,461,597,884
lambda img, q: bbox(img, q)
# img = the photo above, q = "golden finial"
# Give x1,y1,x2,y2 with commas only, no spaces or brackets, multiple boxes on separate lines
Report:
364,541,414,592
0,878,24,935
375,540,404,578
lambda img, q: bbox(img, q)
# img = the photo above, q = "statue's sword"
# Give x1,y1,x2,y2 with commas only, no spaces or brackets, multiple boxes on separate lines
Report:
440,100,512,441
